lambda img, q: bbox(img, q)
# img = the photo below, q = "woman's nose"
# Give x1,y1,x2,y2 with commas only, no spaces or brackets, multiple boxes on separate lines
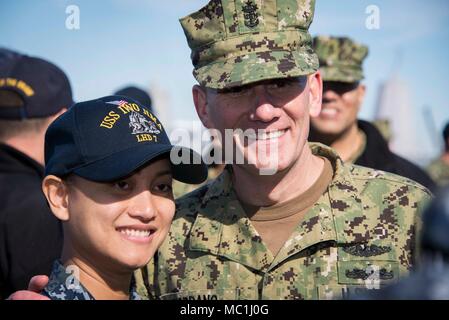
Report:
128,191,156,221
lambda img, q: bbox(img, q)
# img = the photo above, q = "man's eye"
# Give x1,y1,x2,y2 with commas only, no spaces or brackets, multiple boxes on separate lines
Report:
220,86,251,97
267,80,294,90
114,181,130,190
230,87,245,93
280,79,298,87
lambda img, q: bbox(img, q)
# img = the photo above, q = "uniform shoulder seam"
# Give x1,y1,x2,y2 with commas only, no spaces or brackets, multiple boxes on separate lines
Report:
350,165,432,195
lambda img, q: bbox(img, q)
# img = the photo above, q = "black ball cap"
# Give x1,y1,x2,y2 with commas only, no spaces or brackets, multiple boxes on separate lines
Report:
44,95,207,184
0,51,73,119
115,86,152,111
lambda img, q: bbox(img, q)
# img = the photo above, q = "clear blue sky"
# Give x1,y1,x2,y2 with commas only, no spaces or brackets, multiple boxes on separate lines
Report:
1,0,448,161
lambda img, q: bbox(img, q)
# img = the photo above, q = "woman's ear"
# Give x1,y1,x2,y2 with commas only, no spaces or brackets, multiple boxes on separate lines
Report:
42,175,70,221
308,72,323,118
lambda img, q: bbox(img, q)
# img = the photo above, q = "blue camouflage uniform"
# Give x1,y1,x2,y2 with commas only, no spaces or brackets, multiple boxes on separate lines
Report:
42,260,143,300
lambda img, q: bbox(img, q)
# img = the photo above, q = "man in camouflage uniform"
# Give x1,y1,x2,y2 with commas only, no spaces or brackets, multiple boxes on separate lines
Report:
130,1,432,300
427,122,449,187
309,36,435,191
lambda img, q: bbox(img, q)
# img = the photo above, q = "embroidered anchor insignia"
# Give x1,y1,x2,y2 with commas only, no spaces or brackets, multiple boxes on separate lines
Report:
242,0,259,28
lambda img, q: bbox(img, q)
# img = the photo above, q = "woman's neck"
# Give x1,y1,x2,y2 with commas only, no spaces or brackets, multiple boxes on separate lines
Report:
62,248,131,300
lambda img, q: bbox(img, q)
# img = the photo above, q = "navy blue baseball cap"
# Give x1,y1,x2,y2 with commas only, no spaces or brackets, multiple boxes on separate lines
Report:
114,86,152,112
44,95,208,184
0,51,73,119
0,48,22,74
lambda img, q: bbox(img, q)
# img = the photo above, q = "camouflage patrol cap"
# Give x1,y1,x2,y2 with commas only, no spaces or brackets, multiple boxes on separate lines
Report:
313,35,369,83
180,0,319,89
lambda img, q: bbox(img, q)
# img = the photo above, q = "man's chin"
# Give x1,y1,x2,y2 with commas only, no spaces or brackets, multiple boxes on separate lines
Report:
237,156,290,176
312,123,346,136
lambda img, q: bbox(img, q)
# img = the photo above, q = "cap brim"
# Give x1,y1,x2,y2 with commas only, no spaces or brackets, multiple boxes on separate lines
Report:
194,49,319,90
320,66,364,83
73,143,207,184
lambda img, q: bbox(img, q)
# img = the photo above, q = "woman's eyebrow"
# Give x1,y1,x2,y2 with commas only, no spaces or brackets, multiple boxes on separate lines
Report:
154,170,173,178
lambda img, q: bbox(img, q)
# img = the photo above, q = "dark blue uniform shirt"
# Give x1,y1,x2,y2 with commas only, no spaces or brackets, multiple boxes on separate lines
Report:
42,260,143,300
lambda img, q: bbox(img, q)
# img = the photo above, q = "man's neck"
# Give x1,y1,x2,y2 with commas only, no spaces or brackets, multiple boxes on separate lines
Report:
326,124,362,162
232,143,325,207
62,248,131,300
4,134,45,165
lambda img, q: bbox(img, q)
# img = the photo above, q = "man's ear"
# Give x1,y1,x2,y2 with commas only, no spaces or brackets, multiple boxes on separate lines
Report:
308,72,323,118
192,85,213,129
357,83,366,106
42,175,70,221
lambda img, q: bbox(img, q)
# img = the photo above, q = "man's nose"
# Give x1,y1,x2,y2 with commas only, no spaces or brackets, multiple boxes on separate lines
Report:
250,86,281,122
128,191,156,221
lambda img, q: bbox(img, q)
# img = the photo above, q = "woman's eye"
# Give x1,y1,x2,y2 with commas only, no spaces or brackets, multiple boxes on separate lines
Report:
114,181,130,190
154,184,172,193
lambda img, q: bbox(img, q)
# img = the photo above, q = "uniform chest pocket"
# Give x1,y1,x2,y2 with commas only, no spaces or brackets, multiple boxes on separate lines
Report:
337,242,400,285
337,241,400,286
337,260,399,287
317,260,400,300
317,242,401,300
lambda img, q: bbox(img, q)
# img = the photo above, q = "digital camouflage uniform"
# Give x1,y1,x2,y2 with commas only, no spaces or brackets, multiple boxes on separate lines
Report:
135,144,432,300
313,35,368,83
43,260,142,300
427,158,449,187
133,1,432,300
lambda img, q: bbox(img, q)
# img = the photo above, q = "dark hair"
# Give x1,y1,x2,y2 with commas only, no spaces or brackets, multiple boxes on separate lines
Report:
0,90,51,141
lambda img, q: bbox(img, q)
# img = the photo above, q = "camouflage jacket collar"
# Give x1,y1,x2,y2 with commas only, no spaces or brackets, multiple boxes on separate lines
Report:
189,143,367,272
305,144,376,248
42,260,143,300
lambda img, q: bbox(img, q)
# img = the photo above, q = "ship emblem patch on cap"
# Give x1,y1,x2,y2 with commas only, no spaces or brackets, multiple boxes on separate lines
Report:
129,111,160,135
99,99,163,143
242,0,259,28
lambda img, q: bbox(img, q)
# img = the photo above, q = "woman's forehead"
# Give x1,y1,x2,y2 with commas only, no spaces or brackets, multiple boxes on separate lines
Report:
128,158,173,179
